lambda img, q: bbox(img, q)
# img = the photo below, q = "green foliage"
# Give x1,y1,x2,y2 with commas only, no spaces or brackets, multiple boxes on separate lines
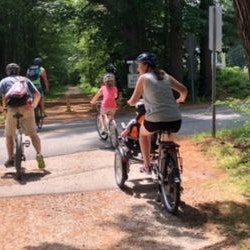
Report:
217,96,250,116
216,67,250,99
46,83,69,100
79,82,98,96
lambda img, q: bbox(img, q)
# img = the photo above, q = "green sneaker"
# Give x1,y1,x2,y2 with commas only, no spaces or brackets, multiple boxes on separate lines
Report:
36,154,46,169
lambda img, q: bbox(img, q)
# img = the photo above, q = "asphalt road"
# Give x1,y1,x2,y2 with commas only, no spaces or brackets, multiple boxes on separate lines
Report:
0,105,249,165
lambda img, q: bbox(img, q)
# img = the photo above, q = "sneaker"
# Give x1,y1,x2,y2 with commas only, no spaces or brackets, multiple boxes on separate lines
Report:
36,154,46,169
4,158,14,168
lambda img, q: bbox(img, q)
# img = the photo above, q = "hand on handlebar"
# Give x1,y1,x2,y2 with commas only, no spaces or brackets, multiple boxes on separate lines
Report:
176,98,185,105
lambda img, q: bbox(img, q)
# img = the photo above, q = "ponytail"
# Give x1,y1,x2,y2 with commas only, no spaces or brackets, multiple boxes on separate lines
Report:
153,68,165,80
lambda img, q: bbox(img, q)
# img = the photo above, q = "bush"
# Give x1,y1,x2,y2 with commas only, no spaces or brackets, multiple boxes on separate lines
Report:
216,67,250,99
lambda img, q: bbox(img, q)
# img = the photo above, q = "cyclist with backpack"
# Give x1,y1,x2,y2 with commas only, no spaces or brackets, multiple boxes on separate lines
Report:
0,63,46,169
26,57,49,117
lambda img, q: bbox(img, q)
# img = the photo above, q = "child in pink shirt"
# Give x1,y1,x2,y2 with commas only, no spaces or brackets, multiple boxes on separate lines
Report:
90,73,118,133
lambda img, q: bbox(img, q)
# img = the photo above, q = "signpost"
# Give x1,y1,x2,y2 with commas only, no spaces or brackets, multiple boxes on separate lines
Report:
127,60,138,88
209,4,222,137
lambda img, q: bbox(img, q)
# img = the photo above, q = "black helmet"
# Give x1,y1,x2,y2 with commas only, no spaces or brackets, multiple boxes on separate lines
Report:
136,52,157,67
6,63,20,76
33,57,42,66
105,63,117,74
135,100,146,115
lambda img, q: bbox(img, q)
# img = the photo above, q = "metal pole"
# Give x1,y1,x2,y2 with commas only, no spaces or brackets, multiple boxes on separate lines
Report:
212,6,217,137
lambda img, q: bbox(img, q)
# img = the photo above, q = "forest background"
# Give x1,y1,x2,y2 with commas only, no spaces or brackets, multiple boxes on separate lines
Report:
0,0,249,102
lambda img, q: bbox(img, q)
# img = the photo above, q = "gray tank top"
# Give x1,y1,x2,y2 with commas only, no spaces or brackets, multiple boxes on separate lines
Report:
143,72,181,122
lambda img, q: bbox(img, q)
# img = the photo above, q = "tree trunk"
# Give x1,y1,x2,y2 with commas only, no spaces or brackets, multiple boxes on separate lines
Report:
233,0,250,78
199,0,213,98
168,0,183,82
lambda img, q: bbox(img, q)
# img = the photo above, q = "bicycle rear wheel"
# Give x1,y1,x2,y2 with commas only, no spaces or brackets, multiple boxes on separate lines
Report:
114,146,128,188
35,106,43,129
109,120,118,148
96,114,108,140
160,153,180,214
15,134,23,180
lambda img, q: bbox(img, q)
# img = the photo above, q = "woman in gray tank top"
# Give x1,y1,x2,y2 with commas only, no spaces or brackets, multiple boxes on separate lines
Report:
128,52,188,174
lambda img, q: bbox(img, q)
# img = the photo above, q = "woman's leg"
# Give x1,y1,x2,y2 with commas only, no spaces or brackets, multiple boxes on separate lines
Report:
139,123,153,168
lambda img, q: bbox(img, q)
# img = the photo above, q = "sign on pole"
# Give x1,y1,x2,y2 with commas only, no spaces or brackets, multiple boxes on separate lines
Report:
209,5,222,52
127,74,138,88
209,4,222,137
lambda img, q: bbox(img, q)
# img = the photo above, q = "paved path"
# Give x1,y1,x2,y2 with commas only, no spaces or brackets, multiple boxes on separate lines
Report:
0,93,249,198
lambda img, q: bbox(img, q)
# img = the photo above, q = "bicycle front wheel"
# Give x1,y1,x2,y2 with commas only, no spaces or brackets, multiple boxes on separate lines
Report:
35,106,43,129
96,114,108,140
160,154,180,214
109,120,118,148
15,134,23,180
114,146,128,189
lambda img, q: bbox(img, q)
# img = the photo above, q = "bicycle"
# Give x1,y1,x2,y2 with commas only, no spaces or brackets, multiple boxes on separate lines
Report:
13,112,30,180
34,102,44,130
95,102,119,149
114,129,183,214
152,130,183,214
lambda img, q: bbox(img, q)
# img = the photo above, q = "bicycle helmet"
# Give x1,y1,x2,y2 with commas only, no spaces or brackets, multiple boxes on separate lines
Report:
103,73,115,82
5,63,20,76
136,52,157,67
105,63,117,74
135,99,146,115
33,57,42,66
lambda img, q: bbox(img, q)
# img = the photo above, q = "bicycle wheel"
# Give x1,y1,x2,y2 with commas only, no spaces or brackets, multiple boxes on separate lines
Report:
14,134,23,180
109,120,118,148
35,106,43,129
160,153,180,214
114,146,128,188
96,114,108,140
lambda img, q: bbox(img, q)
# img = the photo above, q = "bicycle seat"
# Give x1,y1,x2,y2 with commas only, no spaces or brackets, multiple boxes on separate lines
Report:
13,112,23,119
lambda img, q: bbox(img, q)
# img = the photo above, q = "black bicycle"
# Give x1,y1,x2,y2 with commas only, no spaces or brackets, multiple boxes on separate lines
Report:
34,103,44,129
153,131,183,214
13,112,30,180
114,129,183,214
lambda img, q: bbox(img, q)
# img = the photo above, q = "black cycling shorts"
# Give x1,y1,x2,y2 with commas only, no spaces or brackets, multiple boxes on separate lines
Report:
143,119,182,133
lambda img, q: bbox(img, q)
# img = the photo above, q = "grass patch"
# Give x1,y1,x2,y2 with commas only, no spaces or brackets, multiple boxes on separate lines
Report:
217,96,250,116
194,123,250,247
195,124,250,193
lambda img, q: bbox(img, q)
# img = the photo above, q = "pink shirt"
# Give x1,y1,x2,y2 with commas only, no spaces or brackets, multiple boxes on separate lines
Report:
101,85,118,109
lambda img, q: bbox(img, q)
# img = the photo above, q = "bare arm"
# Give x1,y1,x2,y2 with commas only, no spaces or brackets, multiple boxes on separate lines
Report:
127,75,144,106
90,88,103,104
41,68,49,91
32,92,41,109
169,75,188,103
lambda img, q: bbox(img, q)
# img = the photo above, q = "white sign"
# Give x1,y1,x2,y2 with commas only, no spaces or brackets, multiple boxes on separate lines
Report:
128,74,138,88
209,5,222,52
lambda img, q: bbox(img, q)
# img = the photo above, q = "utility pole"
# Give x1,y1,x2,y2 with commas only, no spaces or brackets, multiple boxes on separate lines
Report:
209,2,222,137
